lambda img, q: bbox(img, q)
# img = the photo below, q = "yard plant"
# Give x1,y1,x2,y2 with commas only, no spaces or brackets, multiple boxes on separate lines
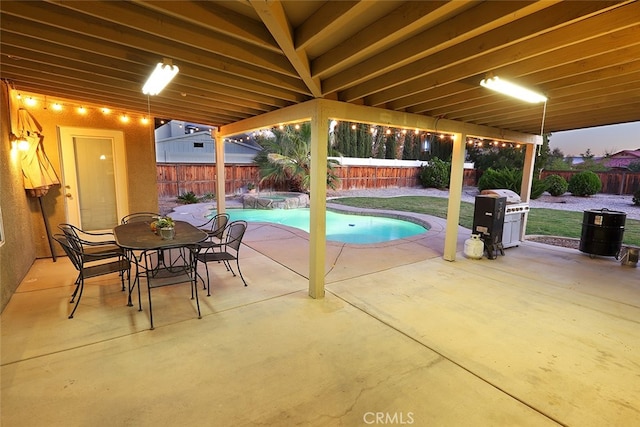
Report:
568,171,602,196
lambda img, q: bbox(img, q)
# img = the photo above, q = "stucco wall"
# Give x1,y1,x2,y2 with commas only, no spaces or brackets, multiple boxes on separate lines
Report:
1,84,37,312
0,85,159,312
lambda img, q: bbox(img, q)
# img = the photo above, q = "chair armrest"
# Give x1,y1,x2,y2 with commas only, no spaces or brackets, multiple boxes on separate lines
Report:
198,241,223,250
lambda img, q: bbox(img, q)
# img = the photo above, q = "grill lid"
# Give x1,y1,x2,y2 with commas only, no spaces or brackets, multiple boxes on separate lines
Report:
480,189,522,204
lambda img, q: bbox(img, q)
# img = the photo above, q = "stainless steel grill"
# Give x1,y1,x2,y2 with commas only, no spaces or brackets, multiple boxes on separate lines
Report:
480,189,529,248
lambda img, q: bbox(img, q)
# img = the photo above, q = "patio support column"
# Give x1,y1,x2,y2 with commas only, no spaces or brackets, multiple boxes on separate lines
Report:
443,132,466,261
520,142,537,241
214,128,226,214
309,105,328,299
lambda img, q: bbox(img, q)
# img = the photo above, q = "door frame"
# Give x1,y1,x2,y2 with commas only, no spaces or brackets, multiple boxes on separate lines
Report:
57,126,129,230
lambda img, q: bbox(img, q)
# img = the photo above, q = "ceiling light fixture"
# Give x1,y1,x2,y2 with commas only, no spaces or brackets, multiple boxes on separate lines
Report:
480,75,547,104
142,59,179,95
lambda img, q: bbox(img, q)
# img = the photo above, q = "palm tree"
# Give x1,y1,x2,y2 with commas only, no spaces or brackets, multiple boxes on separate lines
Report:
254,123,340,193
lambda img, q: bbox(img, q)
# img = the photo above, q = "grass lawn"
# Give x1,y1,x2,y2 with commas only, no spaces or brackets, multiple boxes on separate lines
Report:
329,196,640,247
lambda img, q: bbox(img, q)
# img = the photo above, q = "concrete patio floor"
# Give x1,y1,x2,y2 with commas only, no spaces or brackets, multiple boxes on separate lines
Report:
2,210,639,426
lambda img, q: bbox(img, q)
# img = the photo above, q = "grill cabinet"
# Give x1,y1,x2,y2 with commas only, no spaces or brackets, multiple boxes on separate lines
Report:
480,189,529,248
473,195,506,259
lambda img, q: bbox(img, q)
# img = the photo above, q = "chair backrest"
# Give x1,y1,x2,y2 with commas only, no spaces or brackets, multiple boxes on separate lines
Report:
53,234,83,272
121,212,160,224
58,224,84,252
223,220,247,253
209,213,230,239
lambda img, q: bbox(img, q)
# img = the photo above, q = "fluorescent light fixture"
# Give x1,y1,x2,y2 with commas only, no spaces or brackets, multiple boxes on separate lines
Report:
142,59,179,95
480,75,547,104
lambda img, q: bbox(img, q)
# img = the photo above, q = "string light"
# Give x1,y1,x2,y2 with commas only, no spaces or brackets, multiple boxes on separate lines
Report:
465,137,524,150
14,93,153,127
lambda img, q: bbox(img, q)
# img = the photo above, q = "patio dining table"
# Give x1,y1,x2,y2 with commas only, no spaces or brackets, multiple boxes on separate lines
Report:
113,220,208,306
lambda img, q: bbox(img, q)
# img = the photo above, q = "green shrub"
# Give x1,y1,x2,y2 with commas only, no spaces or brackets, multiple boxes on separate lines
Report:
530,178,546,200
633,189,640,206
419,157,450,189
544,174,568,196
568,170,602,196
176,191,200,204
477,167,521,193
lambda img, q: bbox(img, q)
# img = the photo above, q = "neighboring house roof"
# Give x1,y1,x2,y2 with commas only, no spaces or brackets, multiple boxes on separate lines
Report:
602,149,640,169
155,120,261,164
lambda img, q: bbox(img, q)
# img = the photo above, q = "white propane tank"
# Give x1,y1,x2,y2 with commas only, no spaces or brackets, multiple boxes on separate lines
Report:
464,234,484,259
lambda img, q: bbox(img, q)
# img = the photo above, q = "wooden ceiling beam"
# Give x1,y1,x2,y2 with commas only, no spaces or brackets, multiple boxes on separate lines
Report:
0,57,291,122
133,0,281,52
0,13,310,98
394,31,640,112
249,0,322,97
294,1,361,50
43,0,296,77
1,72,246,126
312,1,469,80
320,0,546,94
343,1,630,104
426,68,640,121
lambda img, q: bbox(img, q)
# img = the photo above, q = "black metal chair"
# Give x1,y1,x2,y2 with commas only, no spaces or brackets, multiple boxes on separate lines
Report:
196,220,248,296
121,212,160,224
138,245,201,330
198,212,230,244
58,223,127,290
53,234,131,319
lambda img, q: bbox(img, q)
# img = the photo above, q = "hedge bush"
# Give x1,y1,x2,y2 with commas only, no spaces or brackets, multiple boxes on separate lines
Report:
567,170,602,196
419,157,450,189
477,168,521,193
544,174,568,196
530,178,546,200
477,167,545,200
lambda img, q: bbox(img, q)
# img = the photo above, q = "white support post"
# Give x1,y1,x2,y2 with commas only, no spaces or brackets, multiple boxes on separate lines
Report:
308,107,328,299
443,132,466,261
213,129,226,214
520,142,537,241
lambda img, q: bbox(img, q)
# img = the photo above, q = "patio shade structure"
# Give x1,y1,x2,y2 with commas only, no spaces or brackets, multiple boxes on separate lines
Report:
1,1,638,132
2,1,639,297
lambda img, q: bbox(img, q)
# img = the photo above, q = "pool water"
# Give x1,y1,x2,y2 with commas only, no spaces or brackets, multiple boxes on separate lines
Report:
222,208,427,244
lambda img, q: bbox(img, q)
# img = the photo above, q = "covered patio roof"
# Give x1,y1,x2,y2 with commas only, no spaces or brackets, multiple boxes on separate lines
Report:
1,1,639,133
2,1,639,298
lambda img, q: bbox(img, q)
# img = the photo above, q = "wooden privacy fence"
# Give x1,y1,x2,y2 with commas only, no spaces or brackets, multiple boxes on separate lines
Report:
540,170,640,195
157,163,480,198
158,164,640,198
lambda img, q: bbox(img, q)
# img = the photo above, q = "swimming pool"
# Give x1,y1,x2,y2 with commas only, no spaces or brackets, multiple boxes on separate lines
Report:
221,208,428,244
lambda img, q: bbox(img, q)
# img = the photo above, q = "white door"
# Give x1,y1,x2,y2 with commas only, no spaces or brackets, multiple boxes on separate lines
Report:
58,127,129,231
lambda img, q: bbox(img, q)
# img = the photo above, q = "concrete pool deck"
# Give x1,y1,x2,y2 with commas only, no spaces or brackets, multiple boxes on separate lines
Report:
2,202,639,425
